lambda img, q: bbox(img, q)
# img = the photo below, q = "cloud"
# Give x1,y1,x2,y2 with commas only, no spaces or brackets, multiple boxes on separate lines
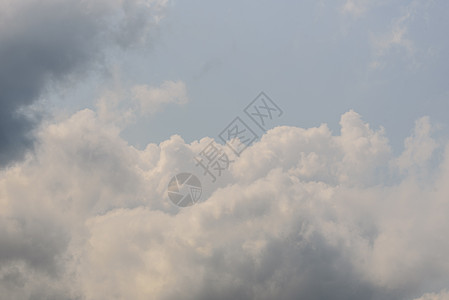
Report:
1,108,449,299
413,290,449,300
96,80,189,126
395,116,438,173
232,110,391,186
132,80,189,114
369,0,433,69
341,0,373,17
372,19,414,61
0,0,168,167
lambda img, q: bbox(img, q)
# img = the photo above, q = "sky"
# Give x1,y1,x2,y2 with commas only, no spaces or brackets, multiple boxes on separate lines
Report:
1,0,449,299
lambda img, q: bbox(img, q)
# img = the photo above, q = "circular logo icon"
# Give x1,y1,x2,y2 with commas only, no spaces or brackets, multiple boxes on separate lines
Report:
167,173,202,207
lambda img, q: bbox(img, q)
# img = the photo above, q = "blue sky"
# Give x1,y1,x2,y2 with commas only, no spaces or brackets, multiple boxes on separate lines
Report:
45,0,449,152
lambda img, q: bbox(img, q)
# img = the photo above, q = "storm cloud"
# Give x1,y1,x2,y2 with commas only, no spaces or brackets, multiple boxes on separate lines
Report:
0,0,167,166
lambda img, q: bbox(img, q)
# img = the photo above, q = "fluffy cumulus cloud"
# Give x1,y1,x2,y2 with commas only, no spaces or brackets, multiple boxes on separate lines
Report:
1,107,448,300
0,0,168,166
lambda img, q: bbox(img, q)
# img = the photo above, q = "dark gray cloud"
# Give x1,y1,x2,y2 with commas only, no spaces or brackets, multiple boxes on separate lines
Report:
0,0,98,166
0,0,164,167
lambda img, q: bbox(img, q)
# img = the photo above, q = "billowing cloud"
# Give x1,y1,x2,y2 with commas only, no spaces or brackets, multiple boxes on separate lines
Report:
0,108,448,299
0,0,168,166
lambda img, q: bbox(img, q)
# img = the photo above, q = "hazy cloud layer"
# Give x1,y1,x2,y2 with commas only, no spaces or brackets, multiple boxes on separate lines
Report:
0,108,448,299
0,0,167,166
96,80,189,126
413,290,449,300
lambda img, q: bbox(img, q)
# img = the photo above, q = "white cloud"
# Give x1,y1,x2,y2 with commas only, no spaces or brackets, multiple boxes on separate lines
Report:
132,80,189,114
232,110,390,186
1,108,449,299
395,116,438,173
341,0,373,17
339,0,435,70
370,0,434,69
96,80,189,126
372,21,414,59
413,290,449,300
